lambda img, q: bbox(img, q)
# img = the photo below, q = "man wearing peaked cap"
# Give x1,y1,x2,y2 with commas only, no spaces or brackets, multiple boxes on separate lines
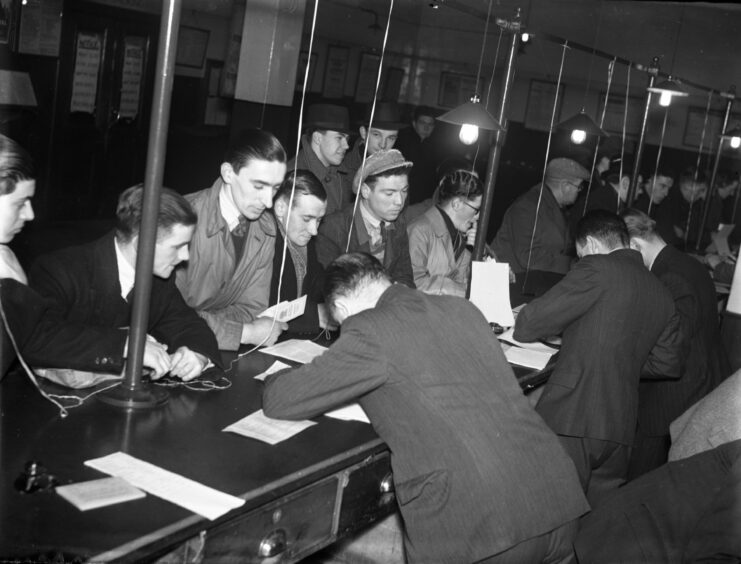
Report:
492,157,589,277
343,102,406,189
316,149,416,288
288,103,353,215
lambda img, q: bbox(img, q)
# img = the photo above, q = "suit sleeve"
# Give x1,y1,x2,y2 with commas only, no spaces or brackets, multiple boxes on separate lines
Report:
641,310,683,380
262,321,387,420
514,259,602,341
149,279,223,368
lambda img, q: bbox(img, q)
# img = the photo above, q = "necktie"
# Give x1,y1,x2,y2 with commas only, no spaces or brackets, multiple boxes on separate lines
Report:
232,215,248,237
379,221,388,247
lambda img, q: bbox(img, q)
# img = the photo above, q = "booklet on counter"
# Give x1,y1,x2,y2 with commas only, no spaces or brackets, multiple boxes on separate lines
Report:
56,476,145,511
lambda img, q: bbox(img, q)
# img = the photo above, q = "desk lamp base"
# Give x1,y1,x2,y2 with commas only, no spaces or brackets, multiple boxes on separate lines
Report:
98,382,169,409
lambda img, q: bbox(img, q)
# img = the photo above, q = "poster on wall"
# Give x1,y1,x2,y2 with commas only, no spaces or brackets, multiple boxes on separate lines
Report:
119,36,145,119
17,0,62,57
70,32,102,114
0,0,12,45
355,52,381,103
322,45,349,99
524,80,565,132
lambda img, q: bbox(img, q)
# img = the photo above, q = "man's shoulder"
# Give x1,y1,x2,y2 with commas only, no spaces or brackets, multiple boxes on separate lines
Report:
320,206,354,230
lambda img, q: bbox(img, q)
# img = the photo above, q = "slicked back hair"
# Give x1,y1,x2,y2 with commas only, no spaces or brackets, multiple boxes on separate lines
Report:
323,252,389,315
275,169,327,204
621,208,661,242
224,129,287,172
575,210,629,250
116,184,197,243
0,134,34,196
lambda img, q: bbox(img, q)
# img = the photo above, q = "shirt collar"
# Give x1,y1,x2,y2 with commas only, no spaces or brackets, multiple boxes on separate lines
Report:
219,184,243,231
114,237,136,300
359,200,382,230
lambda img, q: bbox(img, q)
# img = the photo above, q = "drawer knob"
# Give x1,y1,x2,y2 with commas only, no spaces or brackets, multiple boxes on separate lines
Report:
380,472,394,494
258,528,287,558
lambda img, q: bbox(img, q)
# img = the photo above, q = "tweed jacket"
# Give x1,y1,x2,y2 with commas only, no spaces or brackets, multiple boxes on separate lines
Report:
316,205,415,288
407,205,470,296
515,248,683,445
28,232,220,373
264,285,589,563
176,178,276,351
491,182,573,274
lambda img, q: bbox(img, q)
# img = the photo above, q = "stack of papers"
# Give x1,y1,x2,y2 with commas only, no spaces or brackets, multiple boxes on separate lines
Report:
261,339,327,364
498,327,558,354
223,409,316,445
56,477,145,511
502,344,553,370
85,452,245,520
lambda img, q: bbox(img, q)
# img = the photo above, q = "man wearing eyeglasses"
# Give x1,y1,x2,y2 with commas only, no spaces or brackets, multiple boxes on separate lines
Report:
491,157,589,276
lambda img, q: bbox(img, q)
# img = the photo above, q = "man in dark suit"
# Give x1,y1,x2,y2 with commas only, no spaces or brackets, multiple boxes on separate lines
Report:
29,185,221,380
514,210,682,506
316,149,415,288
263,253,589,564
269,170,329,335
621,208,730,477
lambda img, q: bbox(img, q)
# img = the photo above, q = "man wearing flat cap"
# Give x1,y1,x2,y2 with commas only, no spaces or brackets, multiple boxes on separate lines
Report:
316,149,415,288
492,157,590,276
343,102,405,187
288,103,353,215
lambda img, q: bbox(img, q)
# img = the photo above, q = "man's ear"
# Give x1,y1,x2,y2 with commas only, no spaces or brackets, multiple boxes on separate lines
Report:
585,235,600,255
332,297,350,323
629,238,641,252
220,162,234,184
310,130,322,147
360,183,371,200
359,126,367,141
273,197,287,221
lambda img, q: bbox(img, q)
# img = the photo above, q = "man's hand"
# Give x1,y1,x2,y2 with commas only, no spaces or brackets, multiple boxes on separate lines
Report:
142,339,171,379
317,303,339,331
241,318,288,346
169,347,209,381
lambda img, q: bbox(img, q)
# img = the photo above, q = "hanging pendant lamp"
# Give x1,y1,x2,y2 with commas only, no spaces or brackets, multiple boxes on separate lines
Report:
648,78,688,107
721,125,741,149
555,108,608,144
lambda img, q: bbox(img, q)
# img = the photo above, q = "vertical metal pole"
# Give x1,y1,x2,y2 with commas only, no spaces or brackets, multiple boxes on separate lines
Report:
626,57,659,207
472,9,521,261
696,89,735,251
100,0,181,409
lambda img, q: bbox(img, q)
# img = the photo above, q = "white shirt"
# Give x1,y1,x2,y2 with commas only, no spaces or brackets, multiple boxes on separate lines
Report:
114,237,136,300
359,200,383,247
219,184,242,231
0,245,27,284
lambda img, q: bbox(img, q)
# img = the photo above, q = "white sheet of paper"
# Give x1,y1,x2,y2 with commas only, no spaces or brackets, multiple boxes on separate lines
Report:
498,327,558,355
259,295,307,322
503,345,553,370
469,261,515,326
261,339,328,364
253,360,292,381
223,409,316,445
85,452,244,521
324,403,370,424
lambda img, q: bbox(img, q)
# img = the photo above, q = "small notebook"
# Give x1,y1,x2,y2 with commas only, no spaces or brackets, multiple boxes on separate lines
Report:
56,476,145,511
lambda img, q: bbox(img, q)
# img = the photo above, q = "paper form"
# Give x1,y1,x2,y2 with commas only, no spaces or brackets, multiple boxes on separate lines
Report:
259,295,307,322
56,477,145,511
253,360,292,381
502,344,553,370
325,404,370,424
469,261,516,327
498,327,559,354
85,452,245,520
260,339,328,364
223,409,316,445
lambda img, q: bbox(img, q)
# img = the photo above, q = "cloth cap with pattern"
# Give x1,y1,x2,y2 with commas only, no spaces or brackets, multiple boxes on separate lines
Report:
353,149,413,194
545,158,590,183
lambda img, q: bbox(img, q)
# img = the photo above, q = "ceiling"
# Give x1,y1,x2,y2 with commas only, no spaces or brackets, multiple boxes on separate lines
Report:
184,0,741,104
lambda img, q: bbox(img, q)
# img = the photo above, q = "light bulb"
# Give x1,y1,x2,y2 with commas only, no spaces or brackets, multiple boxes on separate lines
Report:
731,136,741,149
521,32,530,43
570,129,587,144
658,91,672,107
459,124,479,145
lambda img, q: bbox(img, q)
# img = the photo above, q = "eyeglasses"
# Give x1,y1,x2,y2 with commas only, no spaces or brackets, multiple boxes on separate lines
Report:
462,201,481,213
566,181,584,192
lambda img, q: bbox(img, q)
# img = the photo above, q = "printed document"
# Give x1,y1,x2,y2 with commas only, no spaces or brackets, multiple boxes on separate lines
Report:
261,339,327,364
224,409,316,445
469,261,515,327
259,295,307,322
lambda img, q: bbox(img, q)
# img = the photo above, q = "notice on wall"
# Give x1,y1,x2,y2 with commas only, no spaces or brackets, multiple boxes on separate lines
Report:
70,32,102,114
17,0,62,57
119,36,145,119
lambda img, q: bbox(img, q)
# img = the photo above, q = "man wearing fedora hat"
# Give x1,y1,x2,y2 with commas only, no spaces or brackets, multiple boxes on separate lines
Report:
316,149,415,288
288,103,353,215
343,102,405,189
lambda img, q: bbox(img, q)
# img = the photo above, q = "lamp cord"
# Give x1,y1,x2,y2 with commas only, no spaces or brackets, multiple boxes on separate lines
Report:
686,89,715,247
581,0,603,110
474,0,494,96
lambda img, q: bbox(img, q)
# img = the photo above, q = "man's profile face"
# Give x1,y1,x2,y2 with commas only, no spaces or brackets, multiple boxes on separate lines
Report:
717,179,739,200
679,180,707,204
360,127,398,155
153,223,195,278
560,179,583,206
645,175,673,204
0,179,34,244
361,174,408,222
277,193,327,248
314,130,349,167
225,159,286,220
413,116,435,140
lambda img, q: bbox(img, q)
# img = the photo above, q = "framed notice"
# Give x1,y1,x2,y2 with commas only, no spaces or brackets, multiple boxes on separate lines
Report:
119,36,146,119
176,26,209,69
295,51,318,93
683,107,725,149
355,52,381,103
598,92,643,137
322,45,349,99
17,0,62,57
70,31,103,114
0,0,12,45
524,80,565,132
438,72,478,108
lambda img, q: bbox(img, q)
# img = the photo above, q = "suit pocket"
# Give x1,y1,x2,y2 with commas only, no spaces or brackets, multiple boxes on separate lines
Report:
396,469,450,507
